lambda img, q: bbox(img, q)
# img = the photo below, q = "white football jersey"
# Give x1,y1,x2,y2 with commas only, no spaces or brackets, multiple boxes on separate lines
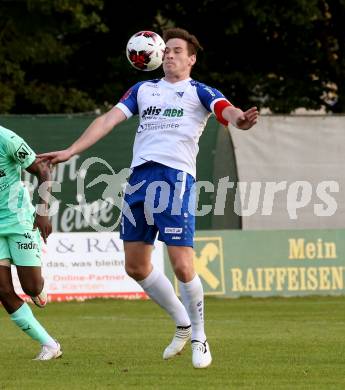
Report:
115,77,230,178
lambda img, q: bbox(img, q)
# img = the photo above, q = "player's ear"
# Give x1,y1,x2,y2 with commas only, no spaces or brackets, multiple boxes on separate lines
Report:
189,54,196,67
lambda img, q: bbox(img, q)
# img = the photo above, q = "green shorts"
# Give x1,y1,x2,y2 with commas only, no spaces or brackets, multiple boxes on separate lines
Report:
0,224,42,267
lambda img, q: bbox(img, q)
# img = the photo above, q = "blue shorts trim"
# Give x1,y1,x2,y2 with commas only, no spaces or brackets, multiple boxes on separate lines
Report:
120,162,195,247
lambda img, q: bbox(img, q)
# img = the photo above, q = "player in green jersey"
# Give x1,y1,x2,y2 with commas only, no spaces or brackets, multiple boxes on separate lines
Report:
0,126,62,360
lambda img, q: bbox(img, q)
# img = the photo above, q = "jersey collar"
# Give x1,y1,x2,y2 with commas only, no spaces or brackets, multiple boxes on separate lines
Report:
160,77,192,87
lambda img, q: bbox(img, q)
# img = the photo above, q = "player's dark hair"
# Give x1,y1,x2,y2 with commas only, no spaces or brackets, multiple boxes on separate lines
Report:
162,28,203,55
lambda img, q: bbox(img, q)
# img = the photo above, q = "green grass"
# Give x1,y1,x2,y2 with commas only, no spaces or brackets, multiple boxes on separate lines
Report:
1,297,345,389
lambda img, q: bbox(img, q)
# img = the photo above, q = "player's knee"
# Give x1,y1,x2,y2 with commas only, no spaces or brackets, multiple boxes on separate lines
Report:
21,283,42,297
125,265,141,280
173,262,194,282
125,263,146,281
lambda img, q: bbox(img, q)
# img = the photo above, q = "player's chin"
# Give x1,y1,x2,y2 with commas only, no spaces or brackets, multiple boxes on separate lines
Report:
163,64,176,74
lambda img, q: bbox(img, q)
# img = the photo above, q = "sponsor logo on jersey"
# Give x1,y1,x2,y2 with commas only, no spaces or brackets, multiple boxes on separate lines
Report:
162,108,183,117
164,227,183,234
15,143,32,162
142,106,162,118
16,241,38,250
142,106,184,118
137,123,180,133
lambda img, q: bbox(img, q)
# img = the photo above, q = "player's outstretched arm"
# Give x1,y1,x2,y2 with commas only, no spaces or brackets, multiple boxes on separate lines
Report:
37,106,127,164
26,159,53,243
223,106,259,130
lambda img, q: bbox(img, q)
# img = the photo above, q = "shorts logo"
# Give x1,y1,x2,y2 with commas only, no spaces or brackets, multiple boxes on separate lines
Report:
15,143,32,162
165,227,183,234
16,241,38,250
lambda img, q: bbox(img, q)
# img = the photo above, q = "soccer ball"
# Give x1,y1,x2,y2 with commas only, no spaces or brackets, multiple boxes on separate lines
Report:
126,31,166,71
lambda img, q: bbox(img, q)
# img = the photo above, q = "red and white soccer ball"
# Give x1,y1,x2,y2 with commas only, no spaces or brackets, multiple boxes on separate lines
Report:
126,31,166,71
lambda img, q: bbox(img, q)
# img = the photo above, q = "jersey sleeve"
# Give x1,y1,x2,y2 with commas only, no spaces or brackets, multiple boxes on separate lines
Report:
115,81,144,119
196,83,233,125
5,133,36,169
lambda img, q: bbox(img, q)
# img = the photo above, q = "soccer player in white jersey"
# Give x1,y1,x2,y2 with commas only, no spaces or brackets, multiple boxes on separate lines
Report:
0,126,62,360
38,28,258,368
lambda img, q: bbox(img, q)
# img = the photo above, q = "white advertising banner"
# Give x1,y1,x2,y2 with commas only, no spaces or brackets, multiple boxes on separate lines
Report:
229,115,345,230
12,232,164,301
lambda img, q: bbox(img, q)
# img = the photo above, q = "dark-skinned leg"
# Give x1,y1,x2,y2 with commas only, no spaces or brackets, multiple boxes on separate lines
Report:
0,263,60,359
16,265,47,308
0,264,24,313
16,265,44,297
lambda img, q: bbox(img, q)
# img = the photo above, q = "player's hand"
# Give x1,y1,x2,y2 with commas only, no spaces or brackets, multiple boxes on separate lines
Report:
36,149,72,164
34,215,52,244
234,107,259,130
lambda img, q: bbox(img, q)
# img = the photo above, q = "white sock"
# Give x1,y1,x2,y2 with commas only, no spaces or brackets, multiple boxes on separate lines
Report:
137,266,190,327
179,274,206,342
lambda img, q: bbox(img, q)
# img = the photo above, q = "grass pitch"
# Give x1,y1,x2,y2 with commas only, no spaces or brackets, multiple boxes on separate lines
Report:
1,297,345,390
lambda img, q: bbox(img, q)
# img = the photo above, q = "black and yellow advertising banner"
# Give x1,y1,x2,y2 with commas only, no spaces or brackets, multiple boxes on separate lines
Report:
165,229,345,297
